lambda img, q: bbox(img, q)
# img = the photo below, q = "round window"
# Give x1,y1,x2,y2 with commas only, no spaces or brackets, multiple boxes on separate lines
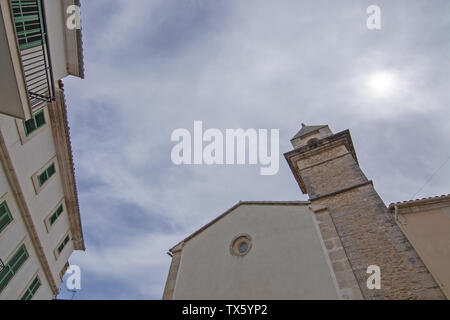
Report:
230,235,252,256
238,242,248,254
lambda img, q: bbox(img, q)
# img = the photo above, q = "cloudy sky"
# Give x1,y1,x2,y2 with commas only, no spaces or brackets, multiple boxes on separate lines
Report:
57,0,450,299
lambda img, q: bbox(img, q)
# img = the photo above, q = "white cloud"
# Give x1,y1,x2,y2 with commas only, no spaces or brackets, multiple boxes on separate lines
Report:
63,0,450,299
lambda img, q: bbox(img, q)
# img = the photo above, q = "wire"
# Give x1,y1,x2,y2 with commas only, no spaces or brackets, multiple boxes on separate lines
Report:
412,156,450,199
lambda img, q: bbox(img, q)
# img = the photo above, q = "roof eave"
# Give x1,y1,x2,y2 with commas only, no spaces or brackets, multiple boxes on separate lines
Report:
168,201,311,253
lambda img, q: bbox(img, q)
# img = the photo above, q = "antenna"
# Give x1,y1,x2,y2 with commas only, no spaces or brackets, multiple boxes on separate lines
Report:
412,156,450,199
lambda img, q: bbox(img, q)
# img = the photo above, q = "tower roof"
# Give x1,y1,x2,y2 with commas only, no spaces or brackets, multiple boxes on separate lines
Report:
291,124,328,140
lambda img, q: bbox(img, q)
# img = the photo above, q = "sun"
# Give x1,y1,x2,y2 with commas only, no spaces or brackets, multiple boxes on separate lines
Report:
366,71,398,97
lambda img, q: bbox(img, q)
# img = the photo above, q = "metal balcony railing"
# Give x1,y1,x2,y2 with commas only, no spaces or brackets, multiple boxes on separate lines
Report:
10,0,55,110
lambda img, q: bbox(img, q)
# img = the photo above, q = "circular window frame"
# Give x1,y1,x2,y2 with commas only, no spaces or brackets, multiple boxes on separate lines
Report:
230,234,252,257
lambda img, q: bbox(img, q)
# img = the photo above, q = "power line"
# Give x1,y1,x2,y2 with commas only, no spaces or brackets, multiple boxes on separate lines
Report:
412,156,450,199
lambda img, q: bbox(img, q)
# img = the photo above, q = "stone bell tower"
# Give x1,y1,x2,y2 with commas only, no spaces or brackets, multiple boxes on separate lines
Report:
284,124,445,300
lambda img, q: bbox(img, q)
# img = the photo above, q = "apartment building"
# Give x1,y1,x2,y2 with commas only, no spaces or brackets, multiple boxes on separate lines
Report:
0,0,84,300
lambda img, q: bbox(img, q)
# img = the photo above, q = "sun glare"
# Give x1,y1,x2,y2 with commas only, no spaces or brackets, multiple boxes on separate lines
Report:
366,71,398,97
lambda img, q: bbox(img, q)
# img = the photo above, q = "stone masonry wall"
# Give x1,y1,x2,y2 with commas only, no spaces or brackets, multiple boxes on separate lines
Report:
290,135,445,299
314,185,445,299
310,204,363,300
300,153,368,199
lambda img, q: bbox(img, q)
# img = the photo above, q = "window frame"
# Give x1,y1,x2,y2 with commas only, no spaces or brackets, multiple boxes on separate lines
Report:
20,275,41,300
0,243,29,294
44,199,66,232
23,109,46,137
11,0,46,50
38,163,56,187
15,107,49,145
54,232,71,260
31,156,58,195
230,234,253,257
49,204,63,226
0,200,14,234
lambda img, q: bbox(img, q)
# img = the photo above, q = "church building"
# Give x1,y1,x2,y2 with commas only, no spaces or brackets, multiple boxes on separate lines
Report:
163,124,450,300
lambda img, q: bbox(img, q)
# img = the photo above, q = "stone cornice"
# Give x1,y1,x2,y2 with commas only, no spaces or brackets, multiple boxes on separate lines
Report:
284,130,358,194
310,181,374,201
48,88,85,251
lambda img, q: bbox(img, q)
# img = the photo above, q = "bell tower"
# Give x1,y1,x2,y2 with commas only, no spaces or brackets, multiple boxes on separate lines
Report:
285,124,445,300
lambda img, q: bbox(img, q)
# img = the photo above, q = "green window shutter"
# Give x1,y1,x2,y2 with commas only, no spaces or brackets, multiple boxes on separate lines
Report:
56,205,63,216
21,290,32,300
38,162,55,187
11,0,46,50
49,204,64,226
0,267,14,293
38,170,48,186
49,213,57,226
34,110,46,127
21,276,41,300
0,201,14,233
0,244,29,294
57,235,70,254
9,245,29,273
23,110,46,136
47,163,55,177
24,118,37,136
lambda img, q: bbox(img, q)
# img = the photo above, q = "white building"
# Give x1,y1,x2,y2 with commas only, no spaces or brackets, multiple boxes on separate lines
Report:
0,0,84,300
163,202,343,300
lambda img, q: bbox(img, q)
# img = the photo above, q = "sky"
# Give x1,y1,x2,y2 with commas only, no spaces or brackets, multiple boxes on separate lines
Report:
57,0,450,299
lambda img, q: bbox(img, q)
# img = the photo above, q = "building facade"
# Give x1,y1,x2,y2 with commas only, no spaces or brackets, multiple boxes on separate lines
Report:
0,0,84,300
389,195,450,298
164,202,342,300
163,124,449,300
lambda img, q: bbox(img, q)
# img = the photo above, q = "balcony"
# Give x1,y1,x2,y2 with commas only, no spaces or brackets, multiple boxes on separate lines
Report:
12,0,55,111
0,0,54,119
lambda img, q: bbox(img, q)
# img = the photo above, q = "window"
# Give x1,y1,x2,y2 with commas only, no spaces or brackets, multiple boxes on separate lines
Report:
38,163,56,187
57,234,70,255
23,110,46,136
49,204,63,227
0,201,13,234
230,235,252,257
0,244,29,294
21,276,41,300
11,0,46,50
238,242,249,254
32,158,58,194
